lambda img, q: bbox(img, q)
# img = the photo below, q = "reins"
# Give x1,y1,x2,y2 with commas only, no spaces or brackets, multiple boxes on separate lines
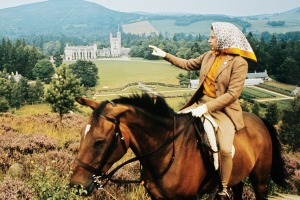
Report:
74,108,198,189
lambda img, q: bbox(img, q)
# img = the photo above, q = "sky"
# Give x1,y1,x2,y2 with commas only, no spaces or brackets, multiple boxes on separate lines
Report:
0,0,299,16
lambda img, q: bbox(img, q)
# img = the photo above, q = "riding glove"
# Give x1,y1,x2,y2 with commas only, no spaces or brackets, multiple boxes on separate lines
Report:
191,104,208,117
149,45,166,58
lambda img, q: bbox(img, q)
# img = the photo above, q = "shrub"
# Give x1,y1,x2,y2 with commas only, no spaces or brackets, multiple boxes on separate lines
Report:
0,176,33,199
0,97,9,113
0,133,56,155
28,160,86,199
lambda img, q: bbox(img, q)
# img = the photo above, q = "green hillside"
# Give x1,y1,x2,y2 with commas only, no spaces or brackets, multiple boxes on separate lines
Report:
0,0,299,39
0,0,141,39
241,7,300,34
149,8,300,36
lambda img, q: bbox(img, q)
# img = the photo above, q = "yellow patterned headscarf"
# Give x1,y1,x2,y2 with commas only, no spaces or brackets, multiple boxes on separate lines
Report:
212,22,257,62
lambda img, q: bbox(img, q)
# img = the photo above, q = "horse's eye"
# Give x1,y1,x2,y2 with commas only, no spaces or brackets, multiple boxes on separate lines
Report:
94,139,104,148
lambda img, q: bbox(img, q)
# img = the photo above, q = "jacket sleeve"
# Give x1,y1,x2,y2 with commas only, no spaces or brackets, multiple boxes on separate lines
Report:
206,57,248,113
164,52,208,70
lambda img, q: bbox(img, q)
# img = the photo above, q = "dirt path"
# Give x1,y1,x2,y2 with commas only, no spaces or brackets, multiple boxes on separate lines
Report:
269,194,300,200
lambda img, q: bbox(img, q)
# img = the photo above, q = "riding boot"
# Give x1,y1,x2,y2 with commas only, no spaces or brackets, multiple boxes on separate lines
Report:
216,189,230,200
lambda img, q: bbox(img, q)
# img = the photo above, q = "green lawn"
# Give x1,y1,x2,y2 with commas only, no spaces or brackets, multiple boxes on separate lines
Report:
64,59,192,111
261,99,293,110
66,59,184,90
151,20,213,36
242,87,279,99
264,81,297,91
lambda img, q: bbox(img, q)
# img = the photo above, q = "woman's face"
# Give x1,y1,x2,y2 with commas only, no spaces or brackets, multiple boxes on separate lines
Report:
208,30,218,51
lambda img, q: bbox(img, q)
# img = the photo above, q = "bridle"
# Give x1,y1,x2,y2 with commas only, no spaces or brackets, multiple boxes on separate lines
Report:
74,101,200,190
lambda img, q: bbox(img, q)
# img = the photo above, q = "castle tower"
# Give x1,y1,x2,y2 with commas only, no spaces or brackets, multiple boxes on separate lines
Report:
110,25,121,57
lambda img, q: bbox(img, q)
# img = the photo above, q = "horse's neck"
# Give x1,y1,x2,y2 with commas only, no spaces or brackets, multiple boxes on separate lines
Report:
129,114,197,158
131,115,206,198
128,114,173,155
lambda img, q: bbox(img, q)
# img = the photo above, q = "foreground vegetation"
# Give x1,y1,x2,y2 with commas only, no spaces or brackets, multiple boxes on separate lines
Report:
0,97,299,199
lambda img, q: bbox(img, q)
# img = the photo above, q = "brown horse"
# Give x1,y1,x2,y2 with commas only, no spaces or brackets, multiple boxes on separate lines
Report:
70,93,288,200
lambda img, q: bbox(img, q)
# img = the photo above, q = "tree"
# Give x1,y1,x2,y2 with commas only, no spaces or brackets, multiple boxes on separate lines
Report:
17,77,30,104
24,46,43,79
276,57,299,85
69,60,98,87
32,59,55,83
46,64,83,126
264,102,281,125
0,97,9,112
267,34,287,75
28,79,45,104
9,81,22,109
0,78,12,101
251,102,262,118
280,95,300,152
240,99,251,112
177,71,199,87
53,51,63,67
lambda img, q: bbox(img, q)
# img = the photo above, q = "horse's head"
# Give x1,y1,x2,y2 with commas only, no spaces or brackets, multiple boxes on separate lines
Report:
70,97,132,195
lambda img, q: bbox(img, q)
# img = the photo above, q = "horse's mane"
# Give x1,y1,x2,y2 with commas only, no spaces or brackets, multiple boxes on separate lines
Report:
114,93,175,117
93,93,175,122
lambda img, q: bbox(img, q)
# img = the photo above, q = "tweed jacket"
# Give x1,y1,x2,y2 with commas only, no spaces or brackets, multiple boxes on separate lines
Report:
164,51,248,130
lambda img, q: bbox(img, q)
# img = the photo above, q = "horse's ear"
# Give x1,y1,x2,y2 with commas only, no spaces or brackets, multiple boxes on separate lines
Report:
75,97,100,110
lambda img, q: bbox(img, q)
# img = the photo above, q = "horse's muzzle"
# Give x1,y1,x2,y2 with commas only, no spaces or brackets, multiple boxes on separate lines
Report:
69,181,95,196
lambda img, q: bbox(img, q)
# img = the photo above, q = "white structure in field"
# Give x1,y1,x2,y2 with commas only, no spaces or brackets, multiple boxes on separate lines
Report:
64,44,97,61
244,70,270,85
64,25,129,60
292,87,300,95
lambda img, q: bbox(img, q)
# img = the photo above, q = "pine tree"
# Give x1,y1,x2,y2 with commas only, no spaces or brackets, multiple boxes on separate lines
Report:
280,95,300,152
53,51,63,67
28,79,45,104
46,64,83,127
0,97,9,112
9,81,22,109
264,102,281,125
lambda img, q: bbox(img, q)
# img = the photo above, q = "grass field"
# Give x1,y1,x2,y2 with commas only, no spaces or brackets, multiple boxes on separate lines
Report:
264,81,297,91
67,58,194,111
151,20,213,36
122,20,159,35
260,99,294,110
66,59,183,90
242,86,278,99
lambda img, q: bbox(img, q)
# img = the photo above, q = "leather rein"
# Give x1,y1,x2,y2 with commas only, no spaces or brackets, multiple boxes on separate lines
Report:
74,101,199,190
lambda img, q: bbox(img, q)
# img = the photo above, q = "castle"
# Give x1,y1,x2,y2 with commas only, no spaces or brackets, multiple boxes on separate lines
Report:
64,26,130,61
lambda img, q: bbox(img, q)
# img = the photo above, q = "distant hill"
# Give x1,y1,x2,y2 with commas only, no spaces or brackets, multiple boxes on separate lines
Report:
0,0,142,39
0,0,299,40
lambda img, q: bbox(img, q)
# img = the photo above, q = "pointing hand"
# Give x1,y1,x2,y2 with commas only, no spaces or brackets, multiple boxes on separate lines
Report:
149,45,166,58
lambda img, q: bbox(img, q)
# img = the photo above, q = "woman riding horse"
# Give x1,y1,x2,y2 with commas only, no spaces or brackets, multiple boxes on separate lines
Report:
149,22,257,200
70,94,288,199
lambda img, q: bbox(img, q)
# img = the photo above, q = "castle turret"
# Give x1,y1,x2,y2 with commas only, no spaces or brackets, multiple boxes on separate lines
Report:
110,25,122,57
